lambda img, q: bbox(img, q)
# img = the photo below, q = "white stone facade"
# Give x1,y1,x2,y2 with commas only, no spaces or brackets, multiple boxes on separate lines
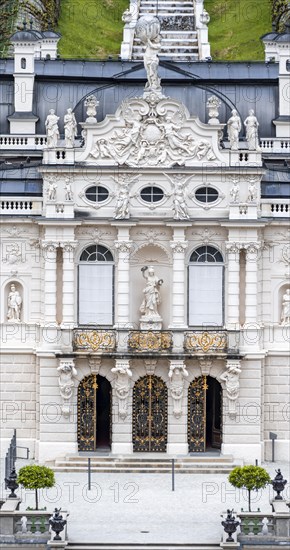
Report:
0,20,289,467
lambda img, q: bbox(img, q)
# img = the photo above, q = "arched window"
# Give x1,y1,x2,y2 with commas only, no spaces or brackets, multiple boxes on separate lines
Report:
78,245,114,325
188,246,224,326
21,58,26,69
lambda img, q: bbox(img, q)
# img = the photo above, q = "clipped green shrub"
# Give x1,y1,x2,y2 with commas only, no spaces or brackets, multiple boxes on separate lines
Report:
229,465,271,512
17,465,55,510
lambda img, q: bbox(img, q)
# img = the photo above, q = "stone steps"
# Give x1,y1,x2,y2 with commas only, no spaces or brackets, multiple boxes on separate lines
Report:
48,455,239,474
67,548,220,550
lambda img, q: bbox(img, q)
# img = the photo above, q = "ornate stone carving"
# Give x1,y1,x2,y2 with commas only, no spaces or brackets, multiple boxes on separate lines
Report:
199,359,212,375
207,96,221,124
89,96,216,168
73,330,116,352
166,174,190,219
112,173,139,219
168,361,188,418
135,15,162,95
111,360,132,419
84,95,99,123
3,243,23,264
115,241,133,254
136,228,167,243
60,241,77,254
57,359,77,417
89,356,101,374
227,109,241,150
230,181,240,203
7,283,22,322
200,9,210,25
140,266,163,329
281,288,290,326
45,109,60,148
170,240,188,254
144,358,157,375
41,241,58,253
76,227,112,243
184,331,227,353
225,241,241,254
219,360,242,417
64,108,77,148
128,331,172,352
244,109,261,151
64,177,74,201
122,8,132,24
193,228,222,244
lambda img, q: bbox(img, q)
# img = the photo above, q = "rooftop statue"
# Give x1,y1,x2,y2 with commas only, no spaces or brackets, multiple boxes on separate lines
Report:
135,16,162,97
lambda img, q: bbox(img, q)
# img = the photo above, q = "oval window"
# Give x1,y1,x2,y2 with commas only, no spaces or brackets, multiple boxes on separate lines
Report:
195,187,218,203
140,186,164,203
85,185,109,203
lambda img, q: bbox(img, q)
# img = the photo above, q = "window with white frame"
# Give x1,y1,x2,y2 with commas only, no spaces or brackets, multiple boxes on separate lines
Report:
78,245,114,325
188,246,224,326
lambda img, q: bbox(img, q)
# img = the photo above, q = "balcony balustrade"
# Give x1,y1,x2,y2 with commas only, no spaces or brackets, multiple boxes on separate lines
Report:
73,329,116,352
184,330,228,354
128,330,173,353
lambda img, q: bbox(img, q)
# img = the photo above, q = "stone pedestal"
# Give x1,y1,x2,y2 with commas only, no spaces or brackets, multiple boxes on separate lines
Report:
140,315,162,330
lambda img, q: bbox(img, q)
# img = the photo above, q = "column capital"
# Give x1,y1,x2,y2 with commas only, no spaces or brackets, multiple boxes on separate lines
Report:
60,241,78,253
225,241,241,254
170,240,188,253
41,240,59,252
114,240,133,253
243,241,262,254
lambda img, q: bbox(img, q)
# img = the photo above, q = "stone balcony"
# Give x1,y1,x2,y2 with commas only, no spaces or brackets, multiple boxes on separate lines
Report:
0,135,47,150
72,328,237,355
0,197,42,215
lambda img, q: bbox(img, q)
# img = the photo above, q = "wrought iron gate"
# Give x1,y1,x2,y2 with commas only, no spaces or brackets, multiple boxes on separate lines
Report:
77,374,111,451
188,376,222,452
133,375,167,452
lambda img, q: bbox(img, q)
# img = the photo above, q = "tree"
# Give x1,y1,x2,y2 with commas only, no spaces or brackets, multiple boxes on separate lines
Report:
17,465,55,510
229,465,271,512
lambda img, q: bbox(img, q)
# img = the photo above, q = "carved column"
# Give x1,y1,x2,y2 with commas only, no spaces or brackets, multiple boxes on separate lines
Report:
220,359,242,417
114,227,133,327
245,243,261,325
60,242,77,325
41,241,58,323
226,242,240,328
170,236,188,327
111,359,132,420
167,359,188,454
57,358,77,417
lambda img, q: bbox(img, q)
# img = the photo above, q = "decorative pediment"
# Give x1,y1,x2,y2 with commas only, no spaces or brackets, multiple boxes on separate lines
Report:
76,94,225,168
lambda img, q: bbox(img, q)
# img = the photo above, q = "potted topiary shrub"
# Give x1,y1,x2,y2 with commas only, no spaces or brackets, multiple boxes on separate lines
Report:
17,465,55,510
229,465,271,512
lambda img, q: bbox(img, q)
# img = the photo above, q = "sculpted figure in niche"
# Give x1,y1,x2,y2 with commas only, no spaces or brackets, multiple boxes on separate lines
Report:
169,363,189,418
244,109,261,151
281,288,290,326
7,283,22,322
227,109,241,150
45,109,60,148
247,180,257,202
230,181,240,203
64,177,73,201
140,266,163,318
64,108,77,148
111,362,132,419
46,176,57,201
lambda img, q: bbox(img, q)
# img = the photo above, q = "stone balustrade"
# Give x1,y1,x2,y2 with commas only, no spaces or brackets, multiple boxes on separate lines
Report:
261,199,290,217
0,507,68,544
0,135,47,149
0,197,43,215
260,137,290,153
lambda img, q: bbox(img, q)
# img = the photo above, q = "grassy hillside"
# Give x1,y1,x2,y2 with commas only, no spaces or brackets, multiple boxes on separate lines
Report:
57,0,272,60
57,0,128,59
205,0,272,60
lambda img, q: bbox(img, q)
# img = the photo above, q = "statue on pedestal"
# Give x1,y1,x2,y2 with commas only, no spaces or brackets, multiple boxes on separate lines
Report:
140,266,163,329
45,109,60,148
247,179,257,202
244,109,261,151
7,283,22,322
281,288,290,326
64,108,77,148
227,109,241,150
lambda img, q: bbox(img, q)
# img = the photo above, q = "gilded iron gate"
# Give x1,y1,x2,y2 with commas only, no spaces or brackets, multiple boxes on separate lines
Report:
133,375,167,452
77,374,111,451
188,375,208,452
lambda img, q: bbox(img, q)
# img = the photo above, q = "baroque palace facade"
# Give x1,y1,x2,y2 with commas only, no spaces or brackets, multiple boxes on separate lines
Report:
0,13,290,465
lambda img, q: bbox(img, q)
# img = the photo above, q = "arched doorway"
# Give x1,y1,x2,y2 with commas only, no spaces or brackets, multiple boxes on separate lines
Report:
188,376,222,452
77,374,111,452
133,375,168,452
